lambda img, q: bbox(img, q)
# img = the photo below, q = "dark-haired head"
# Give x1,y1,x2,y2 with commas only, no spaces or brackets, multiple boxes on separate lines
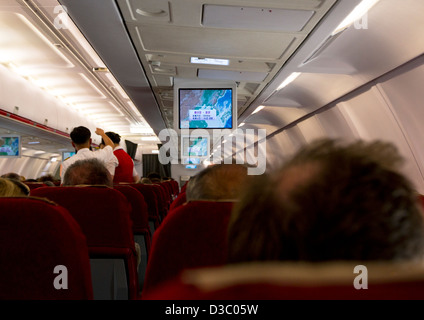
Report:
227,139,424,264
70,126,91,146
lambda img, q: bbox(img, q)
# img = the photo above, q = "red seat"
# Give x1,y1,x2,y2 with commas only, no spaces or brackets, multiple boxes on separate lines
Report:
161,181,174,201
142,201,234,295
143,261,424,300
151,183,169,219
114,184,151,291
26,182,49,192
0,197,93,299
180,181,188,193
169,191,186,212
171,180,179,196
31,186,138,300
127,183,161,235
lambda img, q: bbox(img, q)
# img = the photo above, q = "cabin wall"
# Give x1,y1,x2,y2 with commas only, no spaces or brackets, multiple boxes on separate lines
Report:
0,64,112,179
261,55,424,194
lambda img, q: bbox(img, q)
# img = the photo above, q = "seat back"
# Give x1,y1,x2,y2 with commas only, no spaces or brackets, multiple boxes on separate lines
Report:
161,181,174,201
31,186,138,300
169,191,186,212
0,197,93,299
143,201,234,294
128,183,161,235
26,182,49,192
143,261,424,300
151,183,169,219
114,184,151,291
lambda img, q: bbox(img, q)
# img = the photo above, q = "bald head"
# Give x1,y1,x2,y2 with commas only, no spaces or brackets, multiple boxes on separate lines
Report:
186,164,249,201
62,158,112,187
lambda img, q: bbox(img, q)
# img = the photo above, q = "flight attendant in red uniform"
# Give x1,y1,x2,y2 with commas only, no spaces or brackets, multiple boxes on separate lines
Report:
100,132,140,184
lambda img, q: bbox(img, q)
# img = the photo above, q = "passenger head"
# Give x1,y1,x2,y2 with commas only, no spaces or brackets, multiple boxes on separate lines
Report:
227,138,424,263
186,164,249,201
37,174,55,183
101,132,121,147
0,178,29,196
62,158,112,187
147,172,162,184
70,126,91,148
140,177,152,184
1,172,23,181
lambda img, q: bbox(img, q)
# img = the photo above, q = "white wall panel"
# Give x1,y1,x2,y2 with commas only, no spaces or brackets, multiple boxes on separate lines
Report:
297,115,326,144
316,106,358,142
377,64,424,189
337,87,424,193
0,65,100,139
264,131,296,171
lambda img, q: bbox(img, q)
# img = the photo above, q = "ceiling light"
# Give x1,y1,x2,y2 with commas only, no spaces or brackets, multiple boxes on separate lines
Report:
277,72,301,91
56,8,106,68
140,136,159,141
332,0,380,35
239,123,245,127
27,141,40,144
252,106,265,114
130,126,154,134
109,102,124,116
105,72,129,99
127,101,143,118
152,150,159,154
190,57,229,66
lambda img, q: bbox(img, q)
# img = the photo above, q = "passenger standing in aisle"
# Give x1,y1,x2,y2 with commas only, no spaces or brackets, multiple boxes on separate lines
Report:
60,127,118,183
99,131,140,184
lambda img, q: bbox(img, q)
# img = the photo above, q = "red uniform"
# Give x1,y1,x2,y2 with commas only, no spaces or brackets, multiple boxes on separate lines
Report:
113,148,137,183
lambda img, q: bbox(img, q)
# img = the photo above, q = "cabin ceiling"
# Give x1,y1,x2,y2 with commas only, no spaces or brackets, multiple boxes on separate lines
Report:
115,0,339,128
59,0,358,135
1,0,390,157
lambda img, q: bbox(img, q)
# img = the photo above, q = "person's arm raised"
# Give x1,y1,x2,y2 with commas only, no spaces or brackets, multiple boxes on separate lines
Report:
95,128,114,149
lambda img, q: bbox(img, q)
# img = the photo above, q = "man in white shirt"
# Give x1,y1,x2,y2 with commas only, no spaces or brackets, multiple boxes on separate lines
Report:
60,126,118,183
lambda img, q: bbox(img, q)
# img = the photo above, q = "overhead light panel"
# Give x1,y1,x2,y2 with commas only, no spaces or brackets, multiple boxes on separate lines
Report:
252,106,265,114
332,0,380,35
130,126,154,134
190,57,229,66
140,136,159,141
277,72,301,91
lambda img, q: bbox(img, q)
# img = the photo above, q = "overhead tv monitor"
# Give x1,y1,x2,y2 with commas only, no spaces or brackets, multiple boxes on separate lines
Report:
181,135,209,158
62,151,76,161
183,157,201,165
0,135,21,158
179,88,233,129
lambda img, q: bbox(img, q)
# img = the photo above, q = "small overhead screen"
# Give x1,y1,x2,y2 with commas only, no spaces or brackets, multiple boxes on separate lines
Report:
0,135,21,158
178,87,235,129
62,151,76,161
181,135,209,158
183,157,201,165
